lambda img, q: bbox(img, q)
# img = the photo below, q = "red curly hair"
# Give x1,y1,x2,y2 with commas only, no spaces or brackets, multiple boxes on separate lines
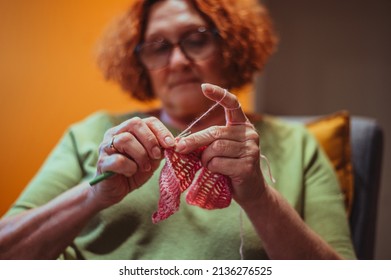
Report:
96,0,278,101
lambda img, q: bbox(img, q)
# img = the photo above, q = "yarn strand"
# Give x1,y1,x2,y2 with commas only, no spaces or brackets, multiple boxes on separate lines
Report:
260,154,276,184
171,86,276,261
177,89,227,138
239,208,245,260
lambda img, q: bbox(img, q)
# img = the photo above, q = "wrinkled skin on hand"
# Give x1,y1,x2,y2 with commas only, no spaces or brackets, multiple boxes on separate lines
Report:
93,116,175,208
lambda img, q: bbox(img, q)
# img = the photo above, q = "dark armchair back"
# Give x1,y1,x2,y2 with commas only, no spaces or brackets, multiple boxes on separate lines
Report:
349,117,383,259
281,115,383,259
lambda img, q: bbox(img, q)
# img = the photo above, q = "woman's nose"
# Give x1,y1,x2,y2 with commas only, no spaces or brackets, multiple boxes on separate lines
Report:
168,45,191,68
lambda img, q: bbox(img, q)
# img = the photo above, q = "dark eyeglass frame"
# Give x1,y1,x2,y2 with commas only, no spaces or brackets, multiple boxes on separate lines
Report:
135,26,220,70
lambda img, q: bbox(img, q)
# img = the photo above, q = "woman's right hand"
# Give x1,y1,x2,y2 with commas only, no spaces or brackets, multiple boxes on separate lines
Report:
92,116,175,208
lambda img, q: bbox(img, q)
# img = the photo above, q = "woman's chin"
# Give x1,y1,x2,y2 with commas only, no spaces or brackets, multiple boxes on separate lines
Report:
166,105,198,122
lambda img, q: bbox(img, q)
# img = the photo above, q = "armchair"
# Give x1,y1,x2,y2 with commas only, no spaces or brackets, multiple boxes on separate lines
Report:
281,115,383,259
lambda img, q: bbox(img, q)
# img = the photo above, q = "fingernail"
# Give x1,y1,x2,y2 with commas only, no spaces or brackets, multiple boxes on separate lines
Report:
152,146,162,159
201,83,207,92
164,136,175,147
175,139,186,153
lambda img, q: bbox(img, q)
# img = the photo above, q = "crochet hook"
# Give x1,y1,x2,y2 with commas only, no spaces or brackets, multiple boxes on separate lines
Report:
89,171,115,186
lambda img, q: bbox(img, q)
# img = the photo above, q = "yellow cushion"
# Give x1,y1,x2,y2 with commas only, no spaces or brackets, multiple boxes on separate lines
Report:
306,111,354,215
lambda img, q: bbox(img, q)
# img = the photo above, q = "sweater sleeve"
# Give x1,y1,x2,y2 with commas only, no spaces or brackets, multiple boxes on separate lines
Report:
301,129,356,259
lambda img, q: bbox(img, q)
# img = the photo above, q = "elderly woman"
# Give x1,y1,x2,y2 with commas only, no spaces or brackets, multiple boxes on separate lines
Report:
0,0,355,259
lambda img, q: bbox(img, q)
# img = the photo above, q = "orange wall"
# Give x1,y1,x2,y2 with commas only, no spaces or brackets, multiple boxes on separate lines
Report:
0,0,251,216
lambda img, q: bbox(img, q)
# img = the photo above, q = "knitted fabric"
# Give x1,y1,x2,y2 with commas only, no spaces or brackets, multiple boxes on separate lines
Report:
152,147,233,223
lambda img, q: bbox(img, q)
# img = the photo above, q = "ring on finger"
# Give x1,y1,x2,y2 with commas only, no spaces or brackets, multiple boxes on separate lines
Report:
110,135,120,153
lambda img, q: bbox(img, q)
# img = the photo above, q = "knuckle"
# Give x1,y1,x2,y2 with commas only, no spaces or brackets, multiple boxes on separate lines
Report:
145,116,164,132
131,116,142,122
103,128,114,139
247,130,260,142
212,140,227,154
207,157,220,172
246,141,260,155
239,145,248,156
125,165,137,178
113,155,126,169
231,95,239,104
184,135,196,147
129,117,143,128
227,94,239,108
97,157,105,167
251,134,260,143
120,133,135,145
117,155,137,174
153,121,172,141
244,157,257,172
144,116,159,124
98,142,107,154
209,126,221,139
120,154,131,165
143,132,157,145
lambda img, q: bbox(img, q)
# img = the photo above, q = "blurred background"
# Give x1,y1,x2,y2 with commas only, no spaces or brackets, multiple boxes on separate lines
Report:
259,0,390,259
0,0,389,258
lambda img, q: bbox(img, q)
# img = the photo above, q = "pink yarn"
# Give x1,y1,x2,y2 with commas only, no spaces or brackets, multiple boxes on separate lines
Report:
152,87,244,223
152,147,232,223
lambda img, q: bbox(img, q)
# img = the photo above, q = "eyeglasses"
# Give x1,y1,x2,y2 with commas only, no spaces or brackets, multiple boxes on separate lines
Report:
136,27,219,70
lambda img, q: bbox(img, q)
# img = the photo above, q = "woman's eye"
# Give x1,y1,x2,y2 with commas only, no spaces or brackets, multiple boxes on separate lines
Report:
188,35,208,46
156,45,169,53
146,43,171,55
185,33,211,49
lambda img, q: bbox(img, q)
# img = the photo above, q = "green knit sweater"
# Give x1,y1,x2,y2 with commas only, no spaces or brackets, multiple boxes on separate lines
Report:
4,111,356,259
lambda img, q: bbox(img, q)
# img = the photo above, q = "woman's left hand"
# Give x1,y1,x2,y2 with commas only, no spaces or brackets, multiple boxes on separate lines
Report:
174,83,266,207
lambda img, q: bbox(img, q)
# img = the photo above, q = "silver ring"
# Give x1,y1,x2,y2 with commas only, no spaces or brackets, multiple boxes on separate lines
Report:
110,135,119,152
